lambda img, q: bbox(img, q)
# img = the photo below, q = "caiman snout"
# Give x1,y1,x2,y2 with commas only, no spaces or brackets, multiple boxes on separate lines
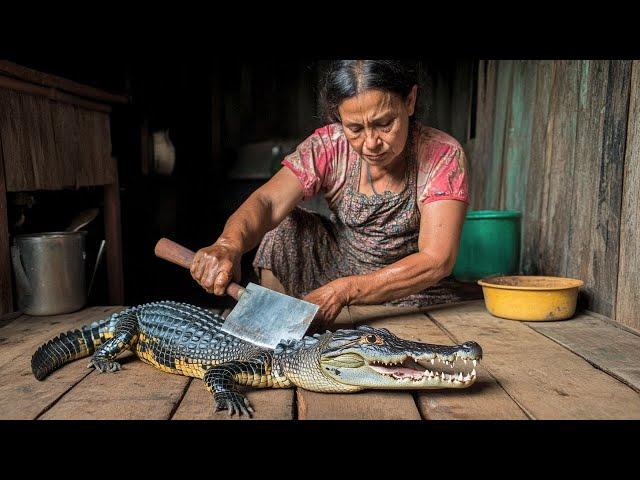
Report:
461,341,483,360
317,326,484,391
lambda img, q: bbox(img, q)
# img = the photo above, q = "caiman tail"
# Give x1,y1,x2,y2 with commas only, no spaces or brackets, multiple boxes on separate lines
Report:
31,317,116,381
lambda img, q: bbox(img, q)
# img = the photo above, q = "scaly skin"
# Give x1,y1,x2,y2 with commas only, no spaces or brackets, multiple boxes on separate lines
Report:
32,301,483,417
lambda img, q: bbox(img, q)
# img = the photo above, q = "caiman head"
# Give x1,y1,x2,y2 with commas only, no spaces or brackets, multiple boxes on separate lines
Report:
276,325,483,392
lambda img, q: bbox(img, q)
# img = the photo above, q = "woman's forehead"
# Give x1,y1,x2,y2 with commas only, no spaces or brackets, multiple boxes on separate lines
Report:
338,89,402,120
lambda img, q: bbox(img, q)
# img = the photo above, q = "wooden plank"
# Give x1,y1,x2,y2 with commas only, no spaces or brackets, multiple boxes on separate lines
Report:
0,74,113,113
0,88,116,192
429,63,453,133
28,94,76,189
104,176,124,305
0,60,128,104
296,306,422,419
73,108,115,188
539,60,580,278
51,101,81,188
0,90,82,191
40,350,191,420
526,313,640,392
522,61,555,274
451,60,473,144
501,60,537,215
616,60,640,331
75,107,97,186
486,60,513,210
0,88,35,191
589,60,632,317
0,130,12,315
297,388,421,420
173,383,295,420
469,60,498,211
565,60,608,294
428,301,640,419
0,306,121,369
0,306,123,419
92,112,116,185
351,305,527,420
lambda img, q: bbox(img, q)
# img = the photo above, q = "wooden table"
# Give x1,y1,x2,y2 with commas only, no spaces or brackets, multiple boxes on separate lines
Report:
2,300,640,420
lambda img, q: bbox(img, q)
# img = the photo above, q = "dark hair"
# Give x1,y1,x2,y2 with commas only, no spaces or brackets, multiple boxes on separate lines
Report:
319,60,420,123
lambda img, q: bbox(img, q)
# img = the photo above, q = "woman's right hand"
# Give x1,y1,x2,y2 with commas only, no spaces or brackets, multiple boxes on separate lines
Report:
190,240,242,295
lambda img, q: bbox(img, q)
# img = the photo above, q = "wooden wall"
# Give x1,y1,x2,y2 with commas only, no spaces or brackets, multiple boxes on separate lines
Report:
0,89,115,191
467,60,639,331
220,61,321,150
0,61,127,314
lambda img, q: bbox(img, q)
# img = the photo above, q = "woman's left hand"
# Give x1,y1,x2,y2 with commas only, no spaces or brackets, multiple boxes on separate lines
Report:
303,279,352,333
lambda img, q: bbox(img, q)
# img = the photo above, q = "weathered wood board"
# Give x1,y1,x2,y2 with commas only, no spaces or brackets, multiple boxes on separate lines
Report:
428,301,640,419
539,60,580,279
616,60,640,331
526,313,640,393
565,60,608,293
40,349,191,420
588,60,631,317
0,307,123,419
522,60,554,275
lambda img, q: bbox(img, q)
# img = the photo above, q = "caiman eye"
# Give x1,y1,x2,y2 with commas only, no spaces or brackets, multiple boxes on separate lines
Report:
366,335,378,343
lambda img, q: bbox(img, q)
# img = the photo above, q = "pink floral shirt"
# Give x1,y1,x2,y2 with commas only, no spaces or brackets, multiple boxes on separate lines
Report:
282,122,469,210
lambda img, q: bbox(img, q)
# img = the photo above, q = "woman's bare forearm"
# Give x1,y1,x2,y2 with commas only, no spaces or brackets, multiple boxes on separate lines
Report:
214,167,305,254
341,251,453,305
217,191,277,254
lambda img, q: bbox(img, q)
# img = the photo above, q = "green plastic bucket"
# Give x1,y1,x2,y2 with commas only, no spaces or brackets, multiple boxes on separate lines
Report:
453,210,521,282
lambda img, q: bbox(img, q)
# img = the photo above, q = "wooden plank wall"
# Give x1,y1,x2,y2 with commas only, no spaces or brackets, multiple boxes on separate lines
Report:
221,61,321,150
0,87,115,191
467,60,639,330
616,60,640,331
0,132,12,314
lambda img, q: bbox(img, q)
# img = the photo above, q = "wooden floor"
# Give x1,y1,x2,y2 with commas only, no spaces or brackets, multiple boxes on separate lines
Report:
2,300,640,420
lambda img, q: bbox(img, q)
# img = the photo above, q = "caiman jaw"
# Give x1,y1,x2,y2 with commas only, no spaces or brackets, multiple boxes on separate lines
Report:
367,355,479,386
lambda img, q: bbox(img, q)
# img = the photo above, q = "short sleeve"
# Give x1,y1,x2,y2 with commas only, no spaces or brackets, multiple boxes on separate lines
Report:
418,143,470,205
282,125,337,200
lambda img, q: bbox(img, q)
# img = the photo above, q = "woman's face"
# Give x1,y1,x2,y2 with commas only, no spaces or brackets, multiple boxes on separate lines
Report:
338,85,417,168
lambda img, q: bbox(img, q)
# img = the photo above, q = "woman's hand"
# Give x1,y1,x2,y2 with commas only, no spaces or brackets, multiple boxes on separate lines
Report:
303,279,352,332
190,240,242,295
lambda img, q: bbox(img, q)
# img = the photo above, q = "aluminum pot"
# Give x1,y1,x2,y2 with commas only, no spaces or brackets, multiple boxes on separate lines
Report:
11,232,88,316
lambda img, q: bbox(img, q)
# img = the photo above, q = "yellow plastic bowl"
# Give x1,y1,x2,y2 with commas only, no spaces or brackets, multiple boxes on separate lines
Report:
477,276,584,321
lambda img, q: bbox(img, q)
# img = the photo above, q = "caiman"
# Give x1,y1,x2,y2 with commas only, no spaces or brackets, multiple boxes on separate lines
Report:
32,301,483,417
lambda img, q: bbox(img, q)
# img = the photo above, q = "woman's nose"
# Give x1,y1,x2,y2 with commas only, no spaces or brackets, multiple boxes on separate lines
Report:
364,129,382,150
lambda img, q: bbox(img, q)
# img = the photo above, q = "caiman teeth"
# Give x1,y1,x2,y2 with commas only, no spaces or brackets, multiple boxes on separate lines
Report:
367,357,480,384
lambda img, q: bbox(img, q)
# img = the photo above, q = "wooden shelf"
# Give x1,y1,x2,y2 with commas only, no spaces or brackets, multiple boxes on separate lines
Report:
0,61,125,314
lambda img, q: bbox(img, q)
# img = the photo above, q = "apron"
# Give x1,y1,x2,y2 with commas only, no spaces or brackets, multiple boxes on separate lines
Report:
253,148,470,307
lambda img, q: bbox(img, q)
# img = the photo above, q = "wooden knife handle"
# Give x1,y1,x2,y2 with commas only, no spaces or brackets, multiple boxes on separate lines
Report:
154,237,245,301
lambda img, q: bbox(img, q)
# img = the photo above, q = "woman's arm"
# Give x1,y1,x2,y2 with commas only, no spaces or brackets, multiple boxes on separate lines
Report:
304,199,467,326
190,167,304,295
218,167,304,254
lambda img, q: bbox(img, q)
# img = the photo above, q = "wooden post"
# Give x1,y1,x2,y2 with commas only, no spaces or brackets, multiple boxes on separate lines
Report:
104,168,124,305
0,141,14,314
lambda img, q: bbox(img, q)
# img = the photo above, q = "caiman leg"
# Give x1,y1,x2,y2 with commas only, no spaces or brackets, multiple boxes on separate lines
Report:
88,313,139,373
203,352,273,417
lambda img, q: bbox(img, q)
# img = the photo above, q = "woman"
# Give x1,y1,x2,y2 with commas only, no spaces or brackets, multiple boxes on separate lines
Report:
190,60,469,331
